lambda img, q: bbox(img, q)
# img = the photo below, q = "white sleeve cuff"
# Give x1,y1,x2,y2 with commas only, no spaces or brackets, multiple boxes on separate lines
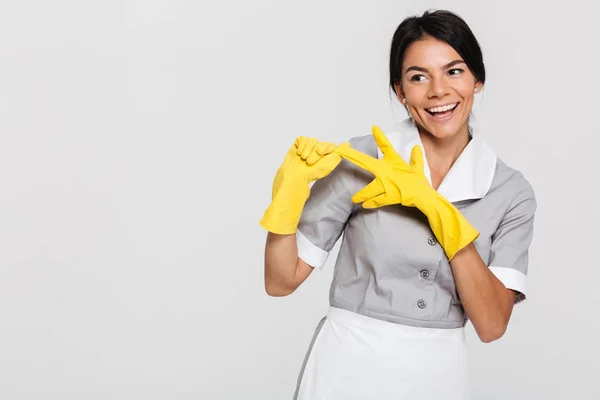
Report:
296,229,330,270
488,266,527,300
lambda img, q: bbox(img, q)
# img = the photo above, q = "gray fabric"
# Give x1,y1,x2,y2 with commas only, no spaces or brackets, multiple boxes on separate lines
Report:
297,134,537,329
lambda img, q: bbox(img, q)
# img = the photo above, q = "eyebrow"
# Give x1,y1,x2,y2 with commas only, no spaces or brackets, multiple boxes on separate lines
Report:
405,60,466,74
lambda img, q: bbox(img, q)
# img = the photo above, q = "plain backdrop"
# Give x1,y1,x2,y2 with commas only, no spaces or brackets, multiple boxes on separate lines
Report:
0,0,599,399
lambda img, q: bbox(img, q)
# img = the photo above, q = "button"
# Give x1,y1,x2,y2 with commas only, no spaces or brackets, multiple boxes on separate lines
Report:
428,237,437,246
417,299,427,309
420,270,430,279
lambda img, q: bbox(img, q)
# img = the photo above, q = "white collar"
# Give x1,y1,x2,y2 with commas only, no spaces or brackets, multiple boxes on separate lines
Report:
377,118,497,202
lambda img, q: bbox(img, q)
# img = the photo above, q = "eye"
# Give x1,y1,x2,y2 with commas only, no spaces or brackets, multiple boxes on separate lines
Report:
448,68,464,76
410,74,427,83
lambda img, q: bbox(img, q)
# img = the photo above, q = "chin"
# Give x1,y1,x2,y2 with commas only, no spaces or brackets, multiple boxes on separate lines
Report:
412,101,471,140
428,124,463,139
415,115,467,140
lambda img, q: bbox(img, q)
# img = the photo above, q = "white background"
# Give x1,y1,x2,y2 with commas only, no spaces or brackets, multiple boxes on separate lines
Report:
0,0,598,399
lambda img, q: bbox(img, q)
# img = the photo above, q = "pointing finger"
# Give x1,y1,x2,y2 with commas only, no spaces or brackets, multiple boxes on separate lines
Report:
334,145,381,174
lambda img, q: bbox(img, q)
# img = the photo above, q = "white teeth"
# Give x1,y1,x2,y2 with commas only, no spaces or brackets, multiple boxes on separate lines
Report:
427,103,457,113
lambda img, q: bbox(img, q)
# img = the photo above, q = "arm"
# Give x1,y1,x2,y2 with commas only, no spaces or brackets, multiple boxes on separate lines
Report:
264,232,314,297
451,178,537,343
450,244,516,343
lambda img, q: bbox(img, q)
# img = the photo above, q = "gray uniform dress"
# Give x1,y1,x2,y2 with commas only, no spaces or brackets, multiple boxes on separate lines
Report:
293,118,537,399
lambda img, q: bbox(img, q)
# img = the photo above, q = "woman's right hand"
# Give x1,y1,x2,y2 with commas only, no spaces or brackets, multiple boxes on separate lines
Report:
271,136,348,198
260,136,350,235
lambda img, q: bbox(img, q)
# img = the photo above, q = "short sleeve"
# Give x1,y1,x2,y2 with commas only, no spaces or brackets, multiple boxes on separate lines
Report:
488,178,537,303
296,137,369,270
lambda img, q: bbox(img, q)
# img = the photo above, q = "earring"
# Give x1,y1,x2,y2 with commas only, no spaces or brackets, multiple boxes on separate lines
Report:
474,87,480,93
402,98,407,104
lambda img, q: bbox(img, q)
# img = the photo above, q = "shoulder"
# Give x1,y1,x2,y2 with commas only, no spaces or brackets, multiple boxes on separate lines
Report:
348,133,378,156
490,157,537,211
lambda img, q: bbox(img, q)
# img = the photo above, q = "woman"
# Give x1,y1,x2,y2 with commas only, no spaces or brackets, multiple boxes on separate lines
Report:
260,10,536,400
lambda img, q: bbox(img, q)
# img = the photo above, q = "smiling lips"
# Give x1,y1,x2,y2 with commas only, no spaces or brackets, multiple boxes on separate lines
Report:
425,102,459,120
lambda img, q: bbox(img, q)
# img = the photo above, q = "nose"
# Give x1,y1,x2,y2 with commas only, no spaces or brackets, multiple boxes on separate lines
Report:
428,77,450,99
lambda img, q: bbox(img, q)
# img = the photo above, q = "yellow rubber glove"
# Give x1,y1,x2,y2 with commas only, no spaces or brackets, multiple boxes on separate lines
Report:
334,126,479,260
260,137,350,235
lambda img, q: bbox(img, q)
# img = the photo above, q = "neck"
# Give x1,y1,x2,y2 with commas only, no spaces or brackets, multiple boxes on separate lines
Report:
417,123,471,175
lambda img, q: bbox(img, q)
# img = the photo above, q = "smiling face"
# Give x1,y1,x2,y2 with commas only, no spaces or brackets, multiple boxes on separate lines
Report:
395,36,482,140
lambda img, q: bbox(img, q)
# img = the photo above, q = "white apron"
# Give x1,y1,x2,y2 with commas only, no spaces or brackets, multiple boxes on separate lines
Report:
294,307,470,400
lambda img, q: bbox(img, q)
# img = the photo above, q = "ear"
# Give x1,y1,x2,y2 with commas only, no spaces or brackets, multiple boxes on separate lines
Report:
393,82,404,101
474,82,483,93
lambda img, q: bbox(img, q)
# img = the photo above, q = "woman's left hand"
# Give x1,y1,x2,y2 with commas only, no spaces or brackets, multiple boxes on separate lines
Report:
334,125,435,209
